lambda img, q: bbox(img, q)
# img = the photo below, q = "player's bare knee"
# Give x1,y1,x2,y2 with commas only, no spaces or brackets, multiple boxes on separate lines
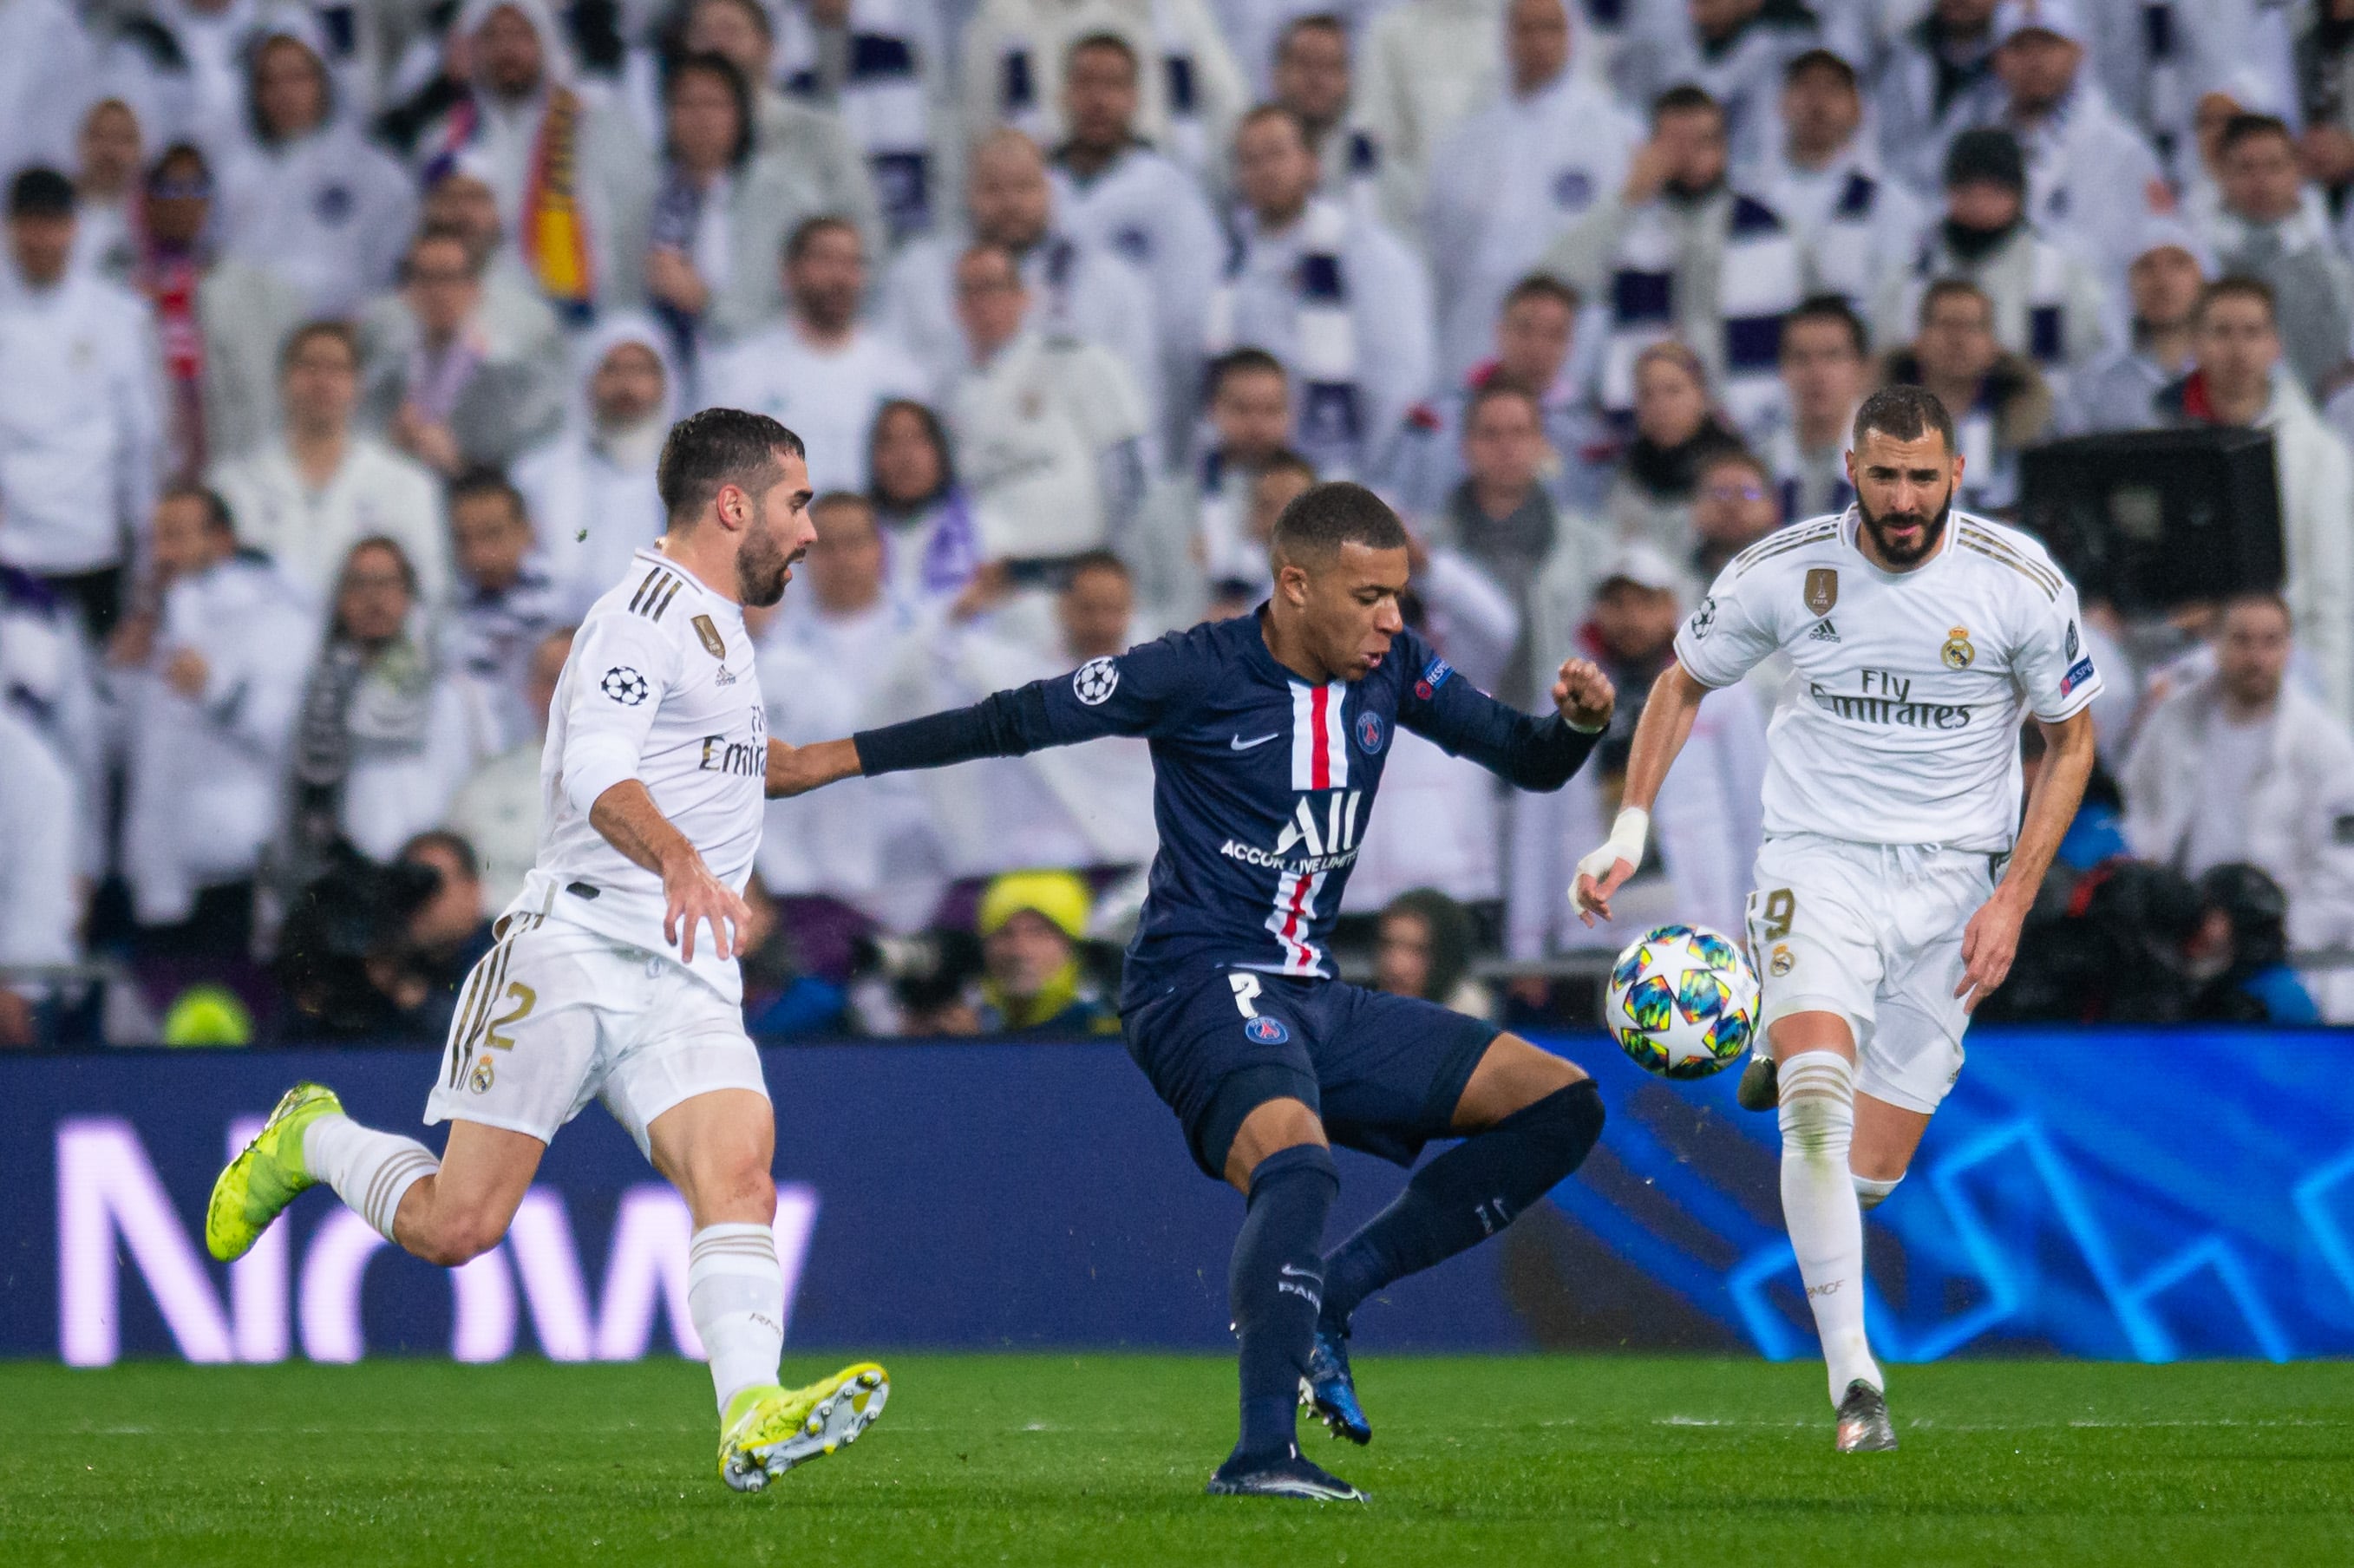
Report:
1454,1034,1586,1131
1223,1096,1326,1190
408,1204,508,1268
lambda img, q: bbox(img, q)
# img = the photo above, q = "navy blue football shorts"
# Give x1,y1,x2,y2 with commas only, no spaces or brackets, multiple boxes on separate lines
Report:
1121,968,1501,1179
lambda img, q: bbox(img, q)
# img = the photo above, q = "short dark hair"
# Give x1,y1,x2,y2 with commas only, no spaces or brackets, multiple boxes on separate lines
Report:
2198,273,2277,324
280,318,357,370
1258,447,1318,484
1465,376,1542,427
1065,30,1138,77
1651,83,1722,125
1237,102,1311,146
1278,13,1349,53
342,533,420,595
448,466,526,520
1206,346,1289,401
2218,112,2294,160
1063,548,1130,585
657,408,805,524
147,141,211,194
664,50,754,168
160,482,237,537
400,828,481,882
1783,47,1858,91
404,221,480,278
8,167,75,219
1852,384,1956,455
785,212,860,264
1502,272,1580,314
1918,276,1992,329
1270,480,1409,563
809,488,874,526
1783,293,1869,359
1698,445,1772,487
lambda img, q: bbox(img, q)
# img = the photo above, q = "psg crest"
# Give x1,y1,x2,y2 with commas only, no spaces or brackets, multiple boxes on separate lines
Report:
1243,1016,1290,1045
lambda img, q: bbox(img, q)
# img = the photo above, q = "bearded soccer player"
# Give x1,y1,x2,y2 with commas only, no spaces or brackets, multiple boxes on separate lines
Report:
206,410,890,1492
1573,385,2099,1452
769,481,1614,1500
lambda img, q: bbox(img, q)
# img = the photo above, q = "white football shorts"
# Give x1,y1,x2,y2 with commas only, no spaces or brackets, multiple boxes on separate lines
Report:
423,911,768,1156
1743,833,1998,1114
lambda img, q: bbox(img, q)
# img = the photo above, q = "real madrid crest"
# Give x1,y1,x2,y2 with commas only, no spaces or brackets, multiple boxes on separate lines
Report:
1769,944,1795,977
1803,568,1838,617
1941,625,1976,670
468,1057,496,1094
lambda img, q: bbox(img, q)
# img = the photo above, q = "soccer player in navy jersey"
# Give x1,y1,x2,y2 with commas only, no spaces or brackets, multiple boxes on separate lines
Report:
769,482,1615,1500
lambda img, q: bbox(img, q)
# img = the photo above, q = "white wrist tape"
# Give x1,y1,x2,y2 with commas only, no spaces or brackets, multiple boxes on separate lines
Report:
1573,807,1650,890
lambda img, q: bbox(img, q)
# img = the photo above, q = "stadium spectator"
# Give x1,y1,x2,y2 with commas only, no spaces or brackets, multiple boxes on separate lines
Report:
1271,13,1385,219
513,314,677,599
1542,85,1804,432
1884,278,2052,513
1373,887,1492,1018
960,0,1247,187
2186,862,2322,1024
1874,128,2108,397
1381,273,1609,524
2295,3,2354,216
1617,0,1827,168
0,559,99,817
369,828,497,1041
405,0,655,320
213,321,450,604
1687,446,1782,583
1212,105,1434,480
1201,449,1318,621
768,0,949,241
282,536,484,872
1422,0,1639,379
671,0,886,256
441,468,576,751
405,166,569,369
2122,591,2354,988
1753,50,1925,318
879,127,1159,421
755,492,943,940
1146,348,1293,622
0,167,161,641
2196,114,2354,395
1958,0,2166,284
1754,294,1865,521
133,142,307,478
2080,0,2252,166
867,397,983,604
702,215,927,494
2155,277,2354,722
1356,0,1524,232
945,243,1148,566
215,16,416,318
2061,219,2211,433
0,0,92,193
0,700,75,1047
970,869,1118,1035
448,625,572,912
875,550,1155,881
115,486,313,947
1604,341,1746,553
71,98,143,286
362,225,565,478
1047,32,1225,461
1508,539,1765,957
1874,0,2004,190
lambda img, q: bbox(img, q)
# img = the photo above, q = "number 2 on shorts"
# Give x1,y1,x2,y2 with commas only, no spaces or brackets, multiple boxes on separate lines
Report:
1228,972,1262,1019
486,983,537,1049
1758,888,1796,941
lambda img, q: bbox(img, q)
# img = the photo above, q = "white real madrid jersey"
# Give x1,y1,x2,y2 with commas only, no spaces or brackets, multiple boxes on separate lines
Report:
515,547,767,1001
1673,508,2102,853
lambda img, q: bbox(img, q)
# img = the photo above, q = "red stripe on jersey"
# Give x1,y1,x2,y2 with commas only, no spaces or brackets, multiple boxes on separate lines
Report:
1310,683,1331,790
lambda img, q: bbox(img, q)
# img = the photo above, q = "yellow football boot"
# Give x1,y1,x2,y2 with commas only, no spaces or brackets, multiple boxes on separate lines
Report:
717,1362,890,1493
205,1082,343,1261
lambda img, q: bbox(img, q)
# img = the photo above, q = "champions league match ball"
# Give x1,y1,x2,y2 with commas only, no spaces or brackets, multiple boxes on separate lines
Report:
1605,924,1761,1080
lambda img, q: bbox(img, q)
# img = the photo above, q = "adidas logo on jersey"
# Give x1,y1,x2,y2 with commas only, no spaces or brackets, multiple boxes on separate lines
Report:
1809,618,1841,642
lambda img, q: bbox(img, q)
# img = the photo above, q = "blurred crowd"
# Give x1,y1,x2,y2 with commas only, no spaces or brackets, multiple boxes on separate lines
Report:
3,0,2354,1044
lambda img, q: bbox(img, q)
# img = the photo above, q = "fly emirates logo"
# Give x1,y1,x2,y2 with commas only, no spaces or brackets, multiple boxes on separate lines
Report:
1808,669,1974,730
1221,790,1366,873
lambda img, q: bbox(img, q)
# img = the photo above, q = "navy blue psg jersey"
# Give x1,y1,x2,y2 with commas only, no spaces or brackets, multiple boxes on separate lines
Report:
853,611,1599,1001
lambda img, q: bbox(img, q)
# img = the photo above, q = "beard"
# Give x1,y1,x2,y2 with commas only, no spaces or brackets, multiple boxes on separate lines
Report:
736,523,797,608
1855,486,1953,568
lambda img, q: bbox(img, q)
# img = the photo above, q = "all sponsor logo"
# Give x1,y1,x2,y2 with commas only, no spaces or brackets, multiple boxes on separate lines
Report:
692,614,727,660
1415,657,1454,702
1220,791,1365,873
1804,567,1839,617
2059,656,2097,697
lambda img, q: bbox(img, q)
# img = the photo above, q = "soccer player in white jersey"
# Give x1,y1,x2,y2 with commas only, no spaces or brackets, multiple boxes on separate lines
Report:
1573,385,2099,1452
204,409,890,1492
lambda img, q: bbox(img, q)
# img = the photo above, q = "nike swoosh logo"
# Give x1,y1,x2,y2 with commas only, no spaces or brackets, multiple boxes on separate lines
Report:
1231,733,1279,750
1279,1264,1321,1280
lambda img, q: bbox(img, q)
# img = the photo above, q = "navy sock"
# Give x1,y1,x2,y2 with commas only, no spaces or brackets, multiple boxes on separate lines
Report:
1227,1142,1339,1461
1321,1079,1604,1332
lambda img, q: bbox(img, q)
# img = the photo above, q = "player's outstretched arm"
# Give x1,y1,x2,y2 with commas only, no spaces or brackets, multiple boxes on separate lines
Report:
588,780,752,964
1954,707,2096,1012
1571,659,1710,925
764,737,864,799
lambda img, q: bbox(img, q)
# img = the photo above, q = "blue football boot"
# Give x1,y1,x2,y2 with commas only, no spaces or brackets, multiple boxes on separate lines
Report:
1206,1443,1367,1501
1302,1327,1372,1445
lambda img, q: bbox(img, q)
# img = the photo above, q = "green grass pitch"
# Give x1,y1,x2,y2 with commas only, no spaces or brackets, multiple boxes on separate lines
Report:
2,1356,2350,1565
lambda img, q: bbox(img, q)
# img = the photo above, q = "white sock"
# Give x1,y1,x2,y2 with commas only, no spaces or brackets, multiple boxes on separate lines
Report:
689,1223,785,1416
1777,1051,1882,1404
304,1113,440,1245
1854,1173,1902,1212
